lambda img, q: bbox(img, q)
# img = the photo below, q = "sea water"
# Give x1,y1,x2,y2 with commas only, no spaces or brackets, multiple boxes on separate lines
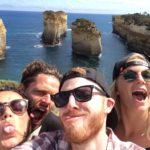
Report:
0,10,130,84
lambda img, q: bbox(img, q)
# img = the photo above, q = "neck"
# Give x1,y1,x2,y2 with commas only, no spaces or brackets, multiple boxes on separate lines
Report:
71,127,108,150
115,106,149,138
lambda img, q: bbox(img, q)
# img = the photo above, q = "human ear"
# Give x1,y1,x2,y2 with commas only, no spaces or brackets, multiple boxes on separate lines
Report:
104,98,115,114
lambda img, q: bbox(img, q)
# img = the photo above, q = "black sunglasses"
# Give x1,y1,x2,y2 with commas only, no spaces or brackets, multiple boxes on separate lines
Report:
0,99,28,117
121,69,150,82
51,85,105,108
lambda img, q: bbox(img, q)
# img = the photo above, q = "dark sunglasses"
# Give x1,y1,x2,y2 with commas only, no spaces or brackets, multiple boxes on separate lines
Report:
0,99,28,117
121,69,150,82
51,85,105,108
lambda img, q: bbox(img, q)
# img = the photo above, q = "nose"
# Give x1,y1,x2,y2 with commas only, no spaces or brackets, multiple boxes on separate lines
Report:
2,107,13,119
66,94,79,110
136,73,146,83
41,93,51,104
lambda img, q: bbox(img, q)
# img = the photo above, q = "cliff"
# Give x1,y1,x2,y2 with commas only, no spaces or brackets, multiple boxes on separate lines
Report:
0,18,6,59
72,18,102,57
42,10,67,46
112,14,150,56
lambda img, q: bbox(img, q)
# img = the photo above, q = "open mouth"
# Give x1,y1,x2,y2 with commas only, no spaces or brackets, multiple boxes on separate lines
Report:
28,100,50,129
32,109,47,121
132,90,147,101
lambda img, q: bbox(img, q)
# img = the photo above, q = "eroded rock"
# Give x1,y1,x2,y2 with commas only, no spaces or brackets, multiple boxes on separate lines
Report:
72,18,102,57
112,14,150,56
0,18,6,59
42,10,67,46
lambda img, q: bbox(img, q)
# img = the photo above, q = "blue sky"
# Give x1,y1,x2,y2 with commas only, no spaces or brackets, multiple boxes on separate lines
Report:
0,0,150,14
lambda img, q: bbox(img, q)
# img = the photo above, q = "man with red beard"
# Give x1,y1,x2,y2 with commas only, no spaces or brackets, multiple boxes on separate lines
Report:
12,67,144,150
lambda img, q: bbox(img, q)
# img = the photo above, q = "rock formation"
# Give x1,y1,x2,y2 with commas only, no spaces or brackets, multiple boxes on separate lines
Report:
0,18,6,59
42,10,67,46
112,14,150,56
72,18,102,57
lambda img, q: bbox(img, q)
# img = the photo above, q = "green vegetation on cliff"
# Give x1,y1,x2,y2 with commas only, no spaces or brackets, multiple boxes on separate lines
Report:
0,80,19,89
122,13,150,29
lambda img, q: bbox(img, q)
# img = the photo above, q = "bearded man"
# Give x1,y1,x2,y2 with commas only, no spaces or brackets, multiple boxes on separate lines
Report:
12,67,144,150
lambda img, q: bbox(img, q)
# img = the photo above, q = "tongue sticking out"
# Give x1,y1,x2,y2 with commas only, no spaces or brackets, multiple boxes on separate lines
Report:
3,125,15,134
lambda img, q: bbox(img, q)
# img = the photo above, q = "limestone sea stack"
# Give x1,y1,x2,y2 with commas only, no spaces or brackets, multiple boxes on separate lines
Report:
72,18,102,56
42,10,67,46
0,18,6,59
112,13,150,56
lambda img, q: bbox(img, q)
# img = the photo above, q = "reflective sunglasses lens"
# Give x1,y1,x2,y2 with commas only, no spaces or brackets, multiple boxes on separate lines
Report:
142,70,150,81
0,103,4,116
10,100,27,114
123,70,136,81
53,92,70,107
74,86,92,102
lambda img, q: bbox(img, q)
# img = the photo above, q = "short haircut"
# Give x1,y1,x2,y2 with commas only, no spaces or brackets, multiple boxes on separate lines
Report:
20,60,61,88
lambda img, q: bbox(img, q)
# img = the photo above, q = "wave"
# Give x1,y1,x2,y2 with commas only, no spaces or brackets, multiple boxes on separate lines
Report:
67,28,72,31
0,56,5,60
44,42,62,48
33,44,43,48
6,46,11,49
35,32,42,38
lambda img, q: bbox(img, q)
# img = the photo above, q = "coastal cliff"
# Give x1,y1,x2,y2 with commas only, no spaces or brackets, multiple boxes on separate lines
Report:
0,19,6,59
112,14,150,56
42,10,67,46
72,18,102,56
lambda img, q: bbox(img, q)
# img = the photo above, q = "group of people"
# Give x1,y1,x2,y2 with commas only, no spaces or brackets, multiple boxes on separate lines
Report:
0,52,150,150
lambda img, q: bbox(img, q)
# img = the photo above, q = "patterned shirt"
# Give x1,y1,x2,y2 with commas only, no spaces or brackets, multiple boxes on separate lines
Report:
12,128,145,150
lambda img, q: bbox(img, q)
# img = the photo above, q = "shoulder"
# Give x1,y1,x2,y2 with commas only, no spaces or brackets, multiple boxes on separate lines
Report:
12,130,70,150
40,112,63,133
107,128,145,150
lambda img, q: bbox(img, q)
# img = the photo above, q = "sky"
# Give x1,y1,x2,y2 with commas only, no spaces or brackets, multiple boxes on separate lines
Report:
0,0,150,14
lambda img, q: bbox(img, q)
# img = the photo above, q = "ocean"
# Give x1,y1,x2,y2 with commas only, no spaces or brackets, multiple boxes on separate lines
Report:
0,10,130,84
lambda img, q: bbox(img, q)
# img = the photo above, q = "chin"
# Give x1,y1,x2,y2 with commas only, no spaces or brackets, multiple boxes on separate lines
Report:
1,138,22,149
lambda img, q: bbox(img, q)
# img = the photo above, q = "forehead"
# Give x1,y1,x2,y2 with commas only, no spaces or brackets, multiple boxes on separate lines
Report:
35,73,59,83
29,73,60,87
124,65,149,72
0,91,23,103
61,77,98,91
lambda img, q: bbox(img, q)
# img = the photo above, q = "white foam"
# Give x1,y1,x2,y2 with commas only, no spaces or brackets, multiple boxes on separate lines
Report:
67,28,72,31
33,44,43,48
6,46,11,49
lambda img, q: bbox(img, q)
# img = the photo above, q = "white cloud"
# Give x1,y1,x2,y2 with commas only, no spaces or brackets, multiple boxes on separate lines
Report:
0,0,149,14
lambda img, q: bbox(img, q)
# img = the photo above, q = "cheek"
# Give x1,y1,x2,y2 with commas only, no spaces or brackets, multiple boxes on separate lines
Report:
16,114,30,130
116,80,131,94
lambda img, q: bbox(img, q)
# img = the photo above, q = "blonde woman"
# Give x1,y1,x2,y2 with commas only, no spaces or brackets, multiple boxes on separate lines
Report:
111,52,150,149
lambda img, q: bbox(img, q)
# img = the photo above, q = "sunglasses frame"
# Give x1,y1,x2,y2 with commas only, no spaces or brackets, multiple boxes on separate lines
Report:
0,99,28,116
51,85,105,108
121,69,150,82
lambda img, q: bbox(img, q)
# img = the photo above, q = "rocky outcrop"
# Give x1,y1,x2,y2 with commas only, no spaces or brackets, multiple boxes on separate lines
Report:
42,10,67,46
0,19,6,59
72,18,102,56
112,14,150,56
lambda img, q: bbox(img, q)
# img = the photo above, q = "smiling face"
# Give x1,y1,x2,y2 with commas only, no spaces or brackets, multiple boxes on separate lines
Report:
116,64,150,112
0,91,30,150
59,77,114,143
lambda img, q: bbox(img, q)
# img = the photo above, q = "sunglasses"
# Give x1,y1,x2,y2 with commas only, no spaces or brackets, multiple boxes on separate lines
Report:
51,85,105,108
121,69,150,82
0,99,28,117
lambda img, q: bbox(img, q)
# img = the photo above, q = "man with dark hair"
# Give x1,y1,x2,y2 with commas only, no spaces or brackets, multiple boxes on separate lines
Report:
13,66,144,150
19,60,62,137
